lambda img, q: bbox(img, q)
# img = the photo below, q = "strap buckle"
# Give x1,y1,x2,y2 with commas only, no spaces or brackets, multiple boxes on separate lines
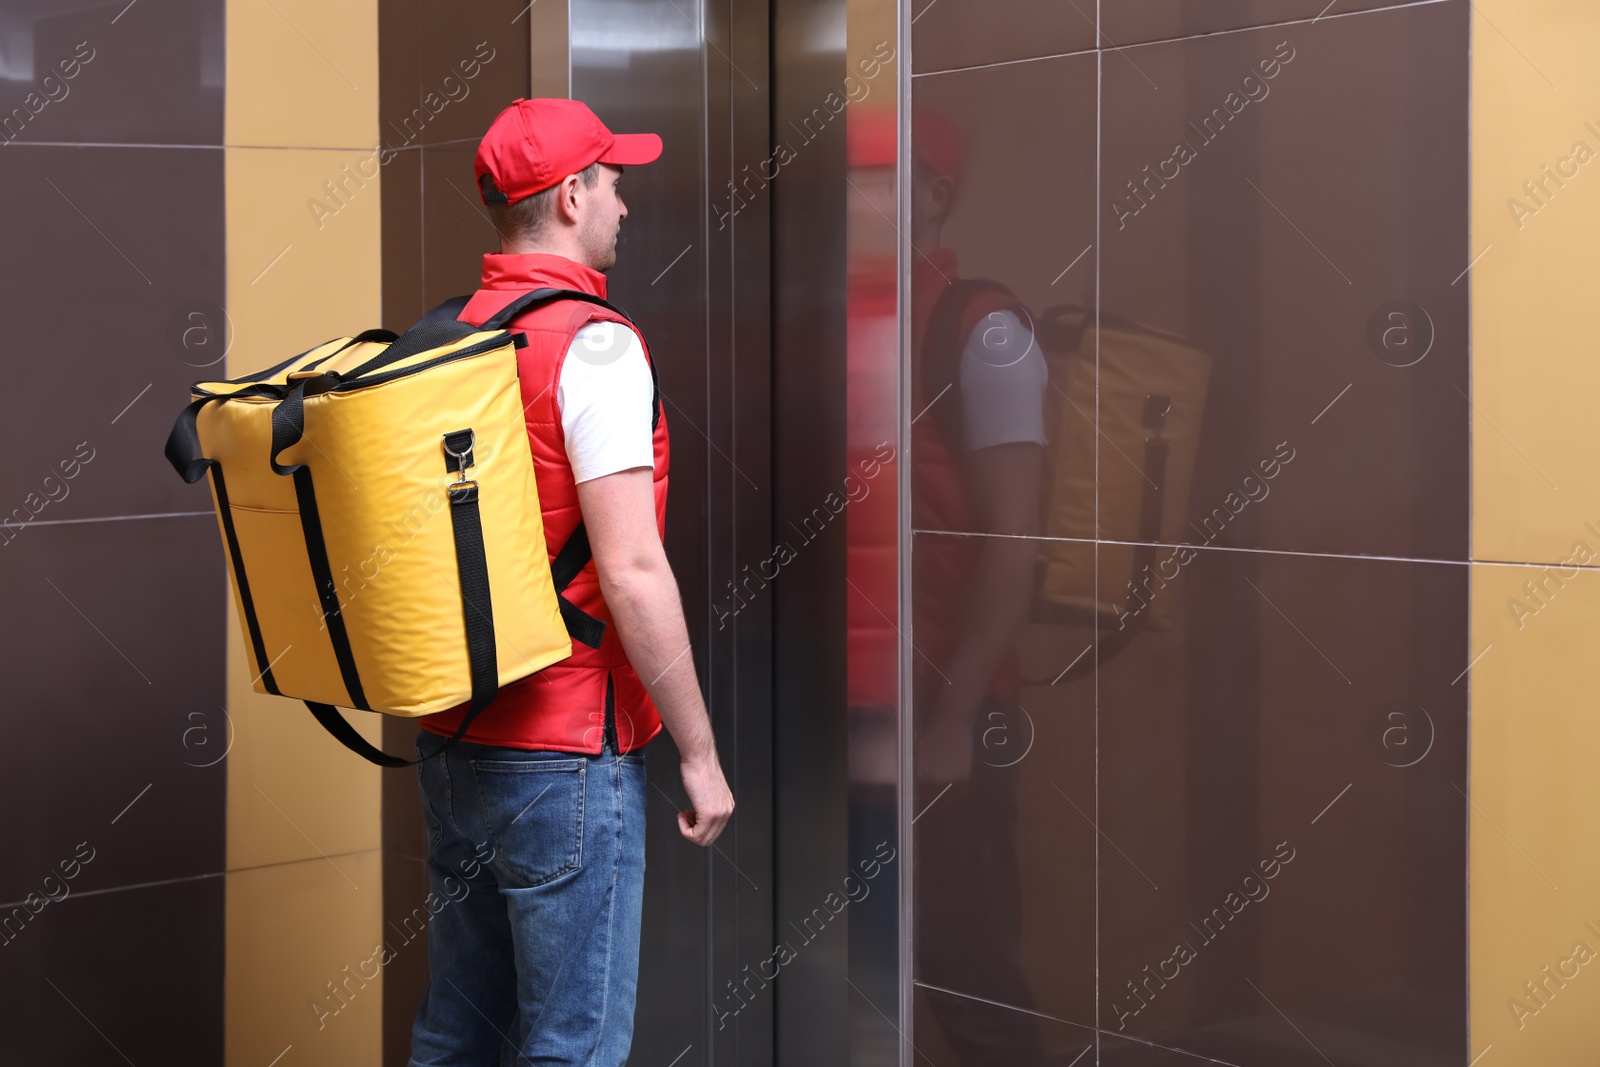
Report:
443,429,476,490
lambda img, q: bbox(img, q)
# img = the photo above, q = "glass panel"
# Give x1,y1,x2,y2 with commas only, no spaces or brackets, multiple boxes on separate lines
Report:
905,3,1471,1064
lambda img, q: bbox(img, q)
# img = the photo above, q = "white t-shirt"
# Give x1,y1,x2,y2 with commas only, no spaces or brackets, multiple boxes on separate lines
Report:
558,320,656,483
958,309,1047,451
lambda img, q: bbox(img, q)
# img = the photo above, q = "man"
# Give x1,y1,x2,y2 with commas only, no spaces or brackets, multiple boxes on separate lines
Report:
408,98,734,1066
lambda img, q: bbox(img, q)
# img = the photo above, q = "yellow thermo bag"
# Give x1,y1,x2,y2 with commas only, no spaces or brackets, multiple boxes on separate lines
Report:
164,294,621,766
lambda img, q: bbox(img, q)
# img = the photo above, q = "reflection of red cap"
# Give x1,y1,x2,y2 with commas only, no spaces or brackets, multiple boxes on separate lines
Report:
847,107,897,167
913,106,964,181
475,98,662,204
843,105,966,181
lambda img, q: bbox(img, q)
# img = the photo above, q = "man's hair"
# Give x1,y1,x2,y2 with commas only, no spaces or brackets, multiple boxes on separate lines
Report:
484,163,600,243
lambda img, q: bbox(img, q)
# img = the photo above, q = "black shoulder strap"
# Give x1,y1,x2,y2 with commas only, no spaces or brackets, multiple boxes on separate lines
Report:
478,286,630,329
408,295,471,332
300,427,504,767
477,285,663,646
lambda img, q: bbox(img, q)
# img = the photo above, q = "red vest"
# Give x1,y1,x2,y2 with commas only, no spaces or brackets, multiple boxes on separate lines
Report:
421,253,669,753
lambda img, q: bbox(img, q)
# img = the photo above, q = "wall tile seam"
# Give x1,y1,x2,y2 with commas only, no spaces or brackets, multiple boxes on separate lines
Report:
223,847,383,877
0,846,390,913
913,979,1255,1067
913,528,1495,568
3,142,385,152
8,511,213,531
910,0,1459,79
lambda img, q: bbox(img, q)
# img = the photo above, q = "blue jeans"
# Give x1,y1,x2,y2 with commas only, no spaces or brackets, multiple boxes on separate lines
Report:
408,729,647,1067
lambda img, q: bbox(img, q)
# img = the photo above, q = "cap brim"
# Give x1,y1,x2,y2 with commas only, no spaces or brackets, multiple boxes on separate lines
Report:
599,132,662,166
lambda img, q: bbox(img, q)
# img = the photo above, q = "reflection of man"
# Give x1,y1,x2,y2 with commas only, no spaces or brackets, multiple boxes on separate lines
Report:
910,110,1055,1062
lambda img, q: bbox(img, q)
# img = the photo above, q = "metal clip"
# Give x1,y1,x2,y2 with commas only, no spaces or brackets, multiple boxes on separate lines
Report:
443,429,476,489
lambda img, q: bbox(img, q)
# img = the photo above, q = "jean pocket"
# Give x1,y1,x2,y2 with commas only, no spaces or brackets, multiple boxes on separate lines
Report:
470,757,586,887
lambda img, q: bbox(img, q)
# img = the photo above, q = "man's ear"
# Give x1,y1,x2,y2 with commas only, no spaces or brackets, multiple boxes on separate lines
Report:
930,175,957,223
555,172,583,226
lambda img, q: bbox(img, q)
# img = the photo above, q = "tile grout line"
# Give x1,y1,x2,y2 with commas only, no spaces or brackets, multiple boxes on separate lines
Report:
0,847,383,911
915,528,1599,574
3,139,482,152
912,0,1453,78
4,511,214,532
0,871,228,911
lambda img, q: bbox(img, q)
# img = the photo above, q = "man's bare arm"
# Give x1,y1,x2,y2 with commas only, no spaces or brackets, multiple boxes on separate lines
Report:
576,467,734,846
919,441,1043,782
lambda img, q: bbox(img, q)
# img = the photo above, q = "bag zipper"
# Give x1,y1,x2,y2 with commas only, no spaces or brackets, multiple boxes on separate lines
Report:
603,673,618,755
332,334,510,392
193,334,509,399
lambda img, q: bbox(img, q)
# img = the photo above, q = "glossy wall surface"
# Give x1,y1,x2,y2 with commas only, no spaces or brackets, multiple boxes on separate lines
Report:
906,2,1471,1065
2,1,222,1063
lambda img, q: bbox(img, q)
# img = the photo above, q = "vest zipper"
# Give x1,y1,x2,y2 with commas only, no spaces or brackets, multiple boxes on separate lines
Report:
603,672,618,755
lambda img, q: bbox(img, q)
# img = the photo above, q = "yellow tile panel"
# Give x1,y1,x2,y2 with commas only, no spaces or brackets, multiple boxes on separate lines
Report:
224,144,384,870
1472,1,1600,564
1470,563,1600,1063
226,0,378,148
225,146,384,376
226,851,384,1067
225,596,384,869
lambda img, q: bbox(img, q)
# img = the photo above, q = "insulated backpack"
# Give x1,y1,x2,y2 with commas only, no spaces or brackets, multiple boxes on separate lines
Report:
165,288,649,766
918,282,1211,683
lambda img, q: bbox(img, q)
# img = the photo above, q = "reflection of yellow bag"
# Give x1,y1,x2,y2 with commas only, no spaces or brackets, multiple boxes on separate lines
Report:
1036,308,1210,630
164,307,590,765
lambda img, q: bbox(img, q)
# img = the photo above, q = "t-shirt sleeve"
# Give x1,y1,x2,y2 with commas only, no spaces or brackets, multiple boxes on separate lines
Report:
557,320,656,484
958,308,1048,452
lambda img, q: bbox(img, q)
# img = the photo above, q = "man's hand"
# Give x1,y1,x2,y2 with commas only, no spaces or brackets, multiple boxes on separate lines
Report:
678,753,734,846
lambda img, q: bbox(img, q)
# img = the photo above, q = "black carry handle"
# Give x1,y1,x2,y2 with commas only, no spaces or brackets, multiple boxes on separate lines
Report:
165,384,285,483
167,328,408,483
298,328,402,374
339,319,483,381
268,378,314,476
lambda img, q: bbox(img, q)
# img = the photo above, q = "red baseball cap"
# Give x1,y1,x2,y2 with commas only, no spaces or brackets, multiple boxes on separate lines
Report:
475,98,663,204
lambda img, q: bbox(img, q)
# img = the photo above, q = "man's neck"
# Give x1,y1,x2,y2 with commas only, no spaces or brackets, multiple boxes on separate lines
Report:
501,238,586,263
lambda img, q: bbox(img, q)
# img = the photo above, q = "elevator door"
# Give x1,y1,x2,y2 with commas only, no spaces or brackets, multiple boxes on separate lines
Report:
567,2,776,1064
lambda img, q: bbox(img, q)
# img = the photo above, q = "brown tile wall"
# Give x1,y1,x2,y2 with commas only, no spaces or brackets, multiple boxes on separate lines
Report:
0,2,227,1063
907,4,1472,1065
